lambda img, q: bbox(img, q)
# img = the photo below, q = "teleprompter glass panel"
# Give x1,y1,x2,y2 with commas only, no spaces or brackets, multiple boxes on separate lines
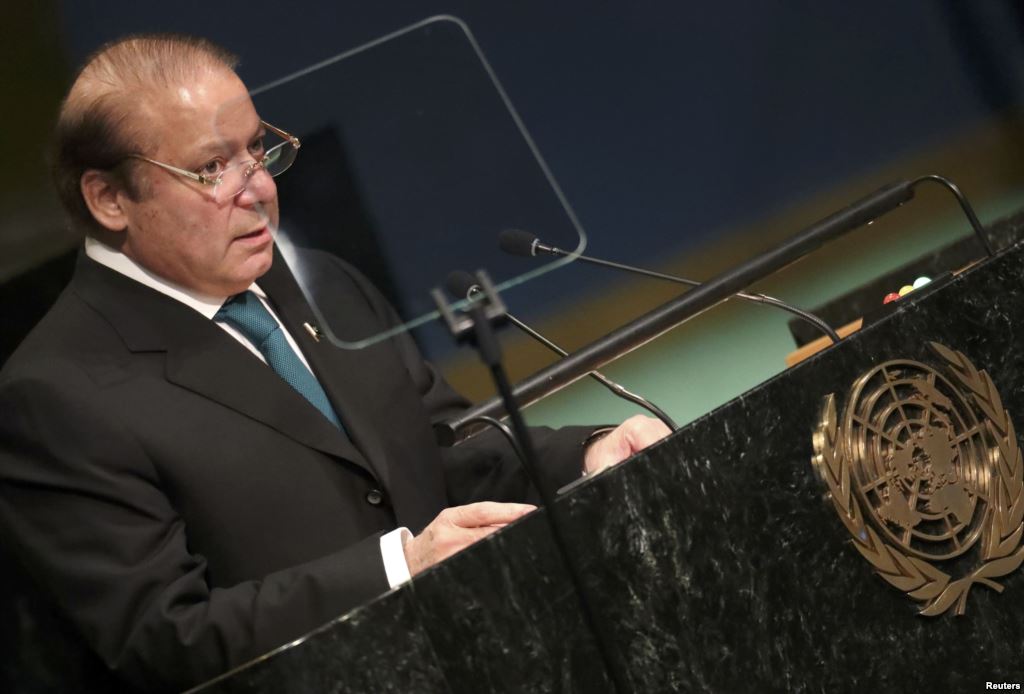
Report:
220,16,585,350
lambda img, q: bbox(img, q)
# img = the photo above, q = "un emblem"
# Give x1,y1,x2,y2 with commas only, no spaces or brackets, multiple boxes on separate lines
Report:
813,343,1024,616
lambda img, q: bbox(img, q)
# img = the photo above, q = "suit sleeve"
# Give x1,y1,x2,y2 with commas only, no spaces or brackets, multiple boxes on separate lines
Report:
0,363,390,692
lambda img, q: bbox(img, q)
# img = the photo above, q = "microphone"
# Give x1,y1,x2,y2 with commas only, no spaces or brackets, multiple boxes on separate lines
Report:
446,271,678,431
499,230,558,258
499,230,841,343
439,179,929,444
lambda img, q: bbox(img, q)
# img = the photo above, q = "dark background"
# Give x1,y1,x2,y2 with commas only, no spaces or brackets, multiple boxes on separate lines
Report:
3,0,1024,420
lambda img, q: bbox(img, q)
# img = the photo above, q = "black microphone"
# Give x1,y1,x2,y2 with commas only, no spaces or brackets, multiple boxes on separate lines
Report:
438,180,927,444
498,230,841,344
446,270,678,431
499,230,557,258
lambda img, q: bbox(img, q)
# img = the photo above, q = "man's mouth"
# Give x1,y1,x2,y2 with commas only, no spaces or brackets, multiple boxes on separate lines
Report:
234,227,270,243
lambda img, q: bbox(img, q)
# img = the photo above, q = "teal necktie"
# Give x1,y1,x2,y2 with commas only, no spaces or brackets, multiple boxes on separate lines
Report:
216,291,343,430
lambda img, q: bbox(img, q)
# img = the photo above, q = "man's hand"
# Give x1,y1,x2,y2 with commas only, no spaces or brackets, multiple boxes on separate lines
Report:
403,502,536,577
583,414,672,476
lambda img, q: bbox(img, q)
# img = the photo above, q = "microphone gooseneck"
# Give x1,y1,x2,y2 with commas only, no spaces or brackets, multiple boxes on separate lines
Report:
497,230,841,344
445,271,679,431
438,180,929,443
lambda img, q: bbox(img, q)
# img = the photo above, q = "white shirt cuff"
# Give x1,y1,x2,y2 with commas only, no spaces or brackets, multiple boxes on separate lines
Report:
380,526,413,588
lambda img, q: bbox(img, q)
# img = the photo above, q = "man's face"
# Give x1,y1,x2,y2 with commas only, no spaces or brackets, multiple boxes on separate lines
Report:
116,68,278,297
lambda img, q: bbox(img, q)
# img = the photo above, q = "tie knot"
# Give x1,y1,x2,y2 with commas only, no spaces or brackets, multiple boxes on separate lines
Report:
216,291,278,347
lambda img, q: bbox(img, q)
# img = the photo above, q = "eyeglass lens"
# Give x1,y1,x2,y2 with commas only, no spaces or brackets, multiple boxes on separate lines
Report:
213,139,298,201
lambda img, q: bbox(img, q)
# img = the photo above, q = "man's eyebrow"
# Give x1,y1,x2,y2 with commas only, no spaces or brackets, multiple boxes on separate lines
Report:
190,138,231,160
190,125,267,160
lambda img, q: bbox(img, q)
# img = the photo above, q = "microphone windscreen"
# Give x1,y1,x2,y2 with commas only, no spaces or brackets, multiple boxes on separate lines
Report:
445,270,478,299
498,229,538,257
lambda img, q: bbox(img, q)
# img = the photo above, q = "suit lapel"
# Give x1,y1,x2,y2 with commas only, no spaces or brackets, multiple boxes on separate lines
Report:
71,254,377,479
258,250,395,491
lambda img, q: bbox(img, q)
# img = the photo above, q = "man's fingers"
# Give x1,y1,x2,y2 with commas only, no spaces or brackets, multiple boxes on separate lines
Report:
586,436,631,472
462,524,504,544
446,501,536,528
409,416,672,577
623,415,672,449
584,415,672,475
404,514,518,576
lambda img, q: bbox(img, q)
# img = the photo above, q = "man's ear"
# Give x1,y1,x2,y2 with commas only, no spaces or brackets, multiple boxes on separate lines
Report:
80,169,130,232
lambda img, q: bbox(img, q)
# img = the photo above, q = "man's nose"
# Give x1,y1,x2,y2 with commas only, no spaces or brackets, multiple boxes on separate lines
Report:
236,166,277,206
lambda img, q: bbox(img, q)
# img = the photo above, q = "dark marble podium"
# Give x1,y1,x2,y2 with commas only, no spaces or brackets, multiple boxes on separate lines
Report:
6,218,1024,694
180,229,1024,693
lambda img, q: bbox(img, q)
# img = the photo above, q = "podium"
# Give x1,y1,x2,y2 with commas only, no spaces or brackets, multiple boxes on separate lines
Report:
183,218,1024,692
5,214,1024,693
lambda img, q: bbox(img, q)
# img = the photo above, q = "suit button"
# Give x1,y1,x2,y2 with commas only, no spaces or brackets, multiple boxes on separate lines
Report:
365,489,384,506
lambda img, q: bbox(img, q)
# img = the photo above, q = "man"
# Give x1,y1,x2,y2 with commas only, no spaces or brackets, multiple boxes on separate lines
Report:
0,34,669,690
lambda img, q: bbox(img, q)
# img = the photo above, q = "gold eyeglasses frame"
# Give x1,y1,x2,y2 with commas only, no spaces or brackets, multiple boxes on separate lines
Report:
128,120,301,198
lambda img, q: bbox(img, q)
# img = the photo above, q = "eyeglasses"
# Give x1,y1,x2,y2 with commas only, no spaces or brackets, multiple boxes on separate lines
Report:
129,121,301,202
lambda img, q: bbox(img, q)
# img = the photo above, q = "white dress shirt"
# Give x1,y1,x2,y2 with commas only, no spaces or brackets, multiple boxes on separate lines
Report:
85,237,412,588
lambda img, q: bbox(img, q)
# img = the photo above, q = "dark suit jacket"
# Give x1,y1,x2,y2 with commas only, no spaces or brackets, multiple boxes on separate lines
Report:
0,249,591,691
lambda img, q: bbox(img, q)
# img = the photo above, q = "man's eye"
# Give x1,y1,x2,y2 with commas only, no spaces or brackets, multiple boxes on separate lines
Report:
248,136,266,156
198,160,224,177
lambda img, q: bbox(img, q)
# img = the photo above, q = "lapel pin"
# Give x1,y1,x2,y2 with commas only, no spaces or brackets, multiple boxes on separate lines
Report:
303,322,323,342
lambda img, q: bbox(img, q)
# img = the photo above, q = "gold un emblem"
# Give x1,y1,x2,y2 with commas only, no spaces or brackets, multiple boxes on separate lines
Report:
812,342,1024,616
